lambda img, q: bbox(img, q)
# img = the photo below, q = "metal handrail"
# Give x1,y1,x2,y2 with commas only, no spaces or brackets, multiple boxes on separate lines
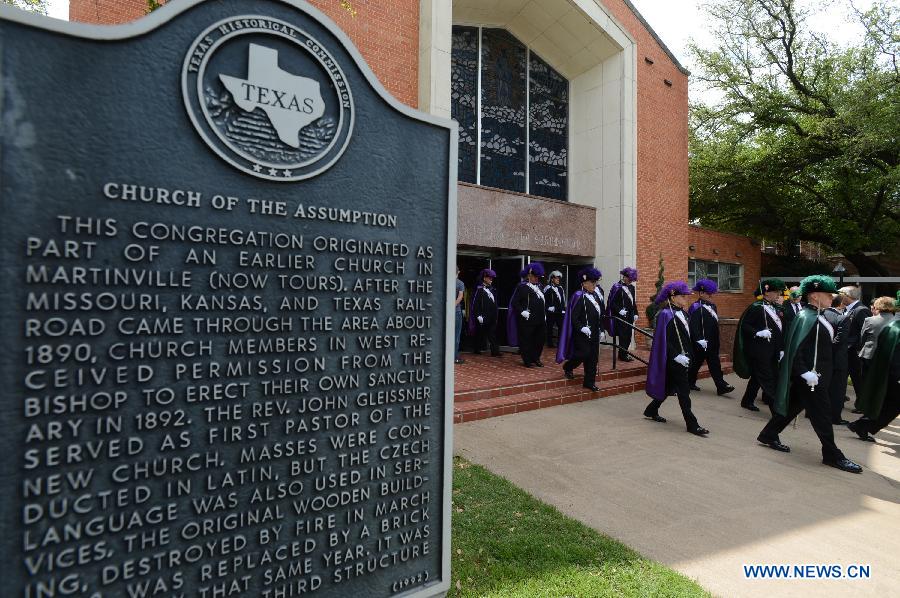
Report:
605,315,654,369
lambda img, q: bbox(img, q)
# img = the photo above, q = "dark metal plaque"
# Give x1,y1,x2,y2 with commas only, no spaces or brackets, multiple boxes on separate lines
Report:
0,1,456,597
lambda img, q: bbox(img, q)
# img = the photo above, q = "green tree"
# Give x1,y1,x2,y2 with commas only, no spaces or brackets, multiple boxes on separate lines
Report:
1,0,47,15
689,0,899,275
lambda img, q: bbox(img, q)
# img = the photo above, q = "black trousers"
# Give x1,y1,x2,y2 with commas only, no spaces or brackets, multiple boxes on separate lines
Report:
564,333,600,388
759,378,845,462
518,321,546,365
855,381,900,435
829,364,849,423
644,364,700,430
616,325,633,357
688,344,728,390
546,312,564,347
475,320,499,356
741,351,778,407
849,351,865,408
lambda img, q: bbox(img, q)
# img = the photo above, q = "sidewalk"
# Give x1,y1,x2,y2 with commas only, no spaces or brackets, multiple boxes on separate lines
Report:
454,374,900,597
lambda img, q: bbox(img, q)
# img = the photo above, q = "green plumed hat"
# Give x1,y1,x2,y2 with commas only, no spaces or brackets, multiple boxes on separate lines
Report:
756,278,787,295
799,274,838,296
789,289,802,299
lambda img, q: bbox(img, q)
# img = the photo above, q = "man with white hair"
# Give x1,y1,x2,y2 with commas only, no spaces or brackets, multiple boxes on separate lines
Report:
840,285,872,411
544,270,566,348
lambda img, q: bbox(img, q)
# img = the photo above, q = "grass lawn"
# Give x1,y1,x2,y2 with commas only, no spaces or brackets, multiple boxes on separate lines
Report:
449,457,710,597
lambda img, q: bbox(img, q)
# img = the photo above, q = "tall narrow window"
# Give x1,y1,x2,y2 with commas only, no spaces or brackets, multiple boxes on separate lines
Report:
450,26,479,184
450,27,568,201
529,53,568,200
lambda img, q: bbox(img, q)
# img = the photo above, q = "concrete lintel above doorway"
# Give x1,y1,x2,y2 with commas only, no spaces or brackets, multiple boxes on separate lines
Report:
456,182,596,258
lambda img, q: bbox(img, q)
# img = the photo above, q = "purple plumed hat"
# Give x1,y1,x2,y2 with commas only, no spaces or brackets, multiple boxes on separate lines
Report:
692,278,718,294
479,268,497,280
620,267,638,281
655,280,692,305
522,262,545,278
577,267,602,282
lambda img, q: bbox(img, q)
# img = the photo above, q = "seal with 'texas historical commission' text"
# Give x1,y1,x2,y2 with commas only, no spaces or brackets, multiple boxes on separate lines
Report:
182,15,354,182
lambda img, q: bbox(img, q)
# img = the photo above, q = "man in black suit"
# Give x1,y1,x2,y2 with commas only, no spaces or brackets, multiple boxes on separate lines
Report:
840,286,872,412
544,270,566,348
687,279,735,395
782,286,802,331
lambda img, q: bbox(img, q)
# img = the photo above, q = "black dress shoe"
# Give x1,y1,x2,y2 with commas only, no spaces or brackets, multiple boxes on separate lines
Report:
833,419,850,426
534,361,545,367
454,358,465,365
689,384,701,391
757,437,790,452
851,408,864,414
823,458,863,473
523,363,534,368
717,385,735,396
688,427,709,436
620,355,634,362
741,403,761,412
847,420,876,442
583,385,600,392
491,353,503,358
644,414,667,423
563,369,575,380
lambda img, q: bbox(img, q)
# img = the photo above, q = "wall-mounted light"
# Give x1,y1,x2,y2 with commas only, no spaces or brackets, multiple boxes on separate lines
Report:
644,56,654,64
712,248,719,255
664,79,673,87
688,245,695,251
735,251,742,257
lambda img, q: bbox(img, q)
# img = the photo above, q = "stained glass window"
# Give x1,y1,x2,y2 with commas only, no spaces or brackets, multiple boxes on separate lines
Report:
449,27,568,200
451,26,479,184
529,53,568,200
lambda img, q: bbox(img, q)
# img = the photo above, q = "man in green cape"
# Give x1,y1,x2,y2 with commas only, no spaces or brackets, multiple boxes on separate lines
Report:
756,275,863,474
847,317,900,442
735,279,787,412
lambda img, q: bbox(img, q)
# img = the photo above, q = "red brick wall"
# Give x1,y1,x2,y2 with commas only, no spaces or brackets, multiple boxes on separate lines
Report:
69,0,419,108
688,225,761,318
598,1,690,325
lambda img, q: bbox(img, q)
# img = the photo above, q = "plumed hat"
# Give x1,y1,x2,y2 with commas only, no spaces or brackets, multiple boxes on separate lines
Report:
655,280,692,305
620,267,638,281
756,278,787,295
799,274,838,297
577,267,602,283
522,262,545,278
549,270,563,279
692,278,718,294
479,268,497,280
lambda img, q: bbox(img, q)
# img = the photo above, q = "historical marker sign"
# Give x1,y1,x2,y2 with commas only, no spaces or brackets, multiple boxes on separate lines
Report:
0,1,455,596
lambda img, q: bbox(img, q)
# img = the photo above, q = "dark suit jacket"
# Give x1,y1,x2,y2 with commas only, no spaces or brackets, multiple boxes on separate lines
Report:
846,301,872,351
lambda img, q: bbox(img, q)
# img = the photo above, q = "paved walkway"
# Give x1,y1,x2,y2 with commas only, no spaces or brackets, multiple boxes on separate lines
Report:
455,374,900,598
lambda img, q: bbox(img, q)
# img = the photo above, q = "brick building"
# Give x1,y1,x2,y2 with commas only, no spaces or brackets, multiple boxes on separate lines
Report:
69,0,760,338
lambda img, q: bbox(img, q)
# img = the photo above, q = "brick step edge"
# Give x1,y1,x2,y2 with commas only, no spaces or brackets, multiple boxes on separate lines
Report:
453,365,734,424
455,362,733,403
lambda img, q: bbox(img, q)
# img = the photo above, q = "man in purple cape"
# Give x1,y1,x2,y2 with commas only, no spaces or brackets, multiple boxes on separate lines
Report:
607,267,639,361
468,269,501,357
557,267,605,391
644,280,709,436
507,262,547,367
687,279,735,395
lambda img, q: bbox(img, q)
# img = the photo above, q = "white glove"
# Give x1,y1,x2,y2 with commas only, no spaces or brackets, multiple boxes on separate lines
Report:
599,331,606,341
778,351,784,362
561,310,566,315
548,306,555,313
755,329,773,339
618,308,627,317
580,326,591,337
674,354,690,368
477,316,483,324
800,371,819,387
521,310,530,320
697,339,708,350
633,314,640,321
